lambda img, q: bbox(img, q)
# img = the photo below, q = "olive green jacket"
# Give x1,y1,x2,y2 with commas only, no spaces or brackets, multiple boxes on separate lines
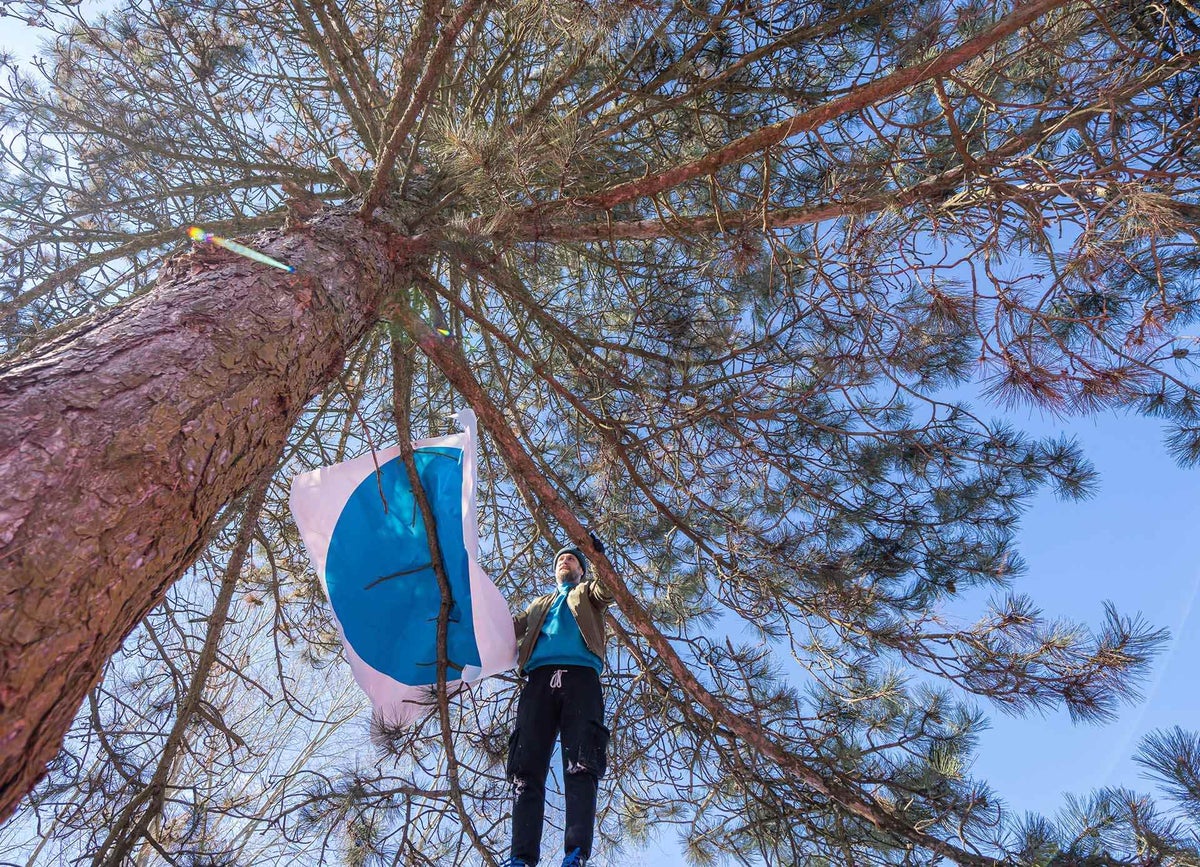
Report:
513,577,615,674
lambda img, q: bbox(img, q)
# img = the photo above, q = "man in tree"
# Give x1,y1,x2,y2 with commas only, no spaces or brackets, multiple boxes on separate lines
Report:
506,546,614,867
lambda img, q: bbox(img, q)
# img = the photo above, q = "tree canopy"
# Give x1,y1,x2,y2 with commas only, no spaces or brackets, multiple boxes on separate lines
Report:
1,0,1199,863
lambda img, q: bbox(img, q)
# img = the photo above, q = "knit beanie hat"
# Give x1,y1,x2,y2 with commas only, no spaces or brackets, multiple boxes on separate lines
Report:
554,546,588,577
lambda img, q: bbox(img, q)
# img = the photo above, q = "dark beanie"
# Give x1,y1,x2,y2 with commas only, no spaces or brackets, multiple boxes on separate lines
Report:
555,546,588,576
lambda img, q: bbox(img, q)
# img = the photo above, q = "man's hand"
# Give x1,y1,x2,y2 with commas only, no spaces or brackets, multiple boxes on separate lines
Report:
588,531,606,556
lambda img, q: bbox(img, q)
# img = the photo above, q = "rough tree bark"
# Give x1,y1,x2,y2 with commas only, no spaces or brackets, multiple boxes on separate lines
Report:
0,210,421,820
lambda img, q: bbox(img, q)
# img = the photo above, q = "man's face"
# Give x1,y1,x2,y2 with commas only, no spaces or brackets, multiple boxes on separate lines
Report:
555,552,583,583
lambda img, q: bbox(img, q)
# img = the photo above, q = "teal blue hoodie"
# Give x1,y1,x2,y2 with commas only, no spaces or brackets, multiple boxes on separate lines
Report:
524,582,602,674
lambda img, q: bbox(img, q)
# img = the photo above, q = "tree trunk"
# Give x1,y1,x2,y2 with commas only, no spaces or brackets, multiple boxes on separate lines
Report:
0,209,417,819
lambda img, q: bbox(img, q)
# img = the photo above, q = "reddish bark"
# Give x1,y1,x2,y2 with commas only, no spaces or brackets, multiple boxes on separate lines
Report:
0,211,423,820
511,62,1186,245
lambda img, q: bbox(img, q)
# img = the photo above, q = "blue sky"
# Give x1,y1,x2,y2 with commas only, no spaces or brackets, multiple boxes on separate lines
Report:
950,407,1200,817
628,407,1200,866
3,12,1198,865
642,409,1198,866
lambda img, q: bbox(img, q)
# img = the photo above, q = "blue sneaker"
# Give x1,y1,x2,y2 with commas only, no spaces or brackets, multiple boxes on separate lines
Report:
561,849,587,867
502,859,530,867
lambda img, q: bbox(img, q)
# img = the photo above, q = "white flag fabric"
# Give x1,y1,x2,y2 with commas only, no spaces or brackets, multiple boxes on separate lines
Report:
289,409,517,725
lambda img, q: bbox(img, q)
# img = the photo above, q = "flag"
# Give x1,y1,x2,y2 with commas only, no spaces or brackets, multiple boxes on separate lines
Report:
289,409,517,724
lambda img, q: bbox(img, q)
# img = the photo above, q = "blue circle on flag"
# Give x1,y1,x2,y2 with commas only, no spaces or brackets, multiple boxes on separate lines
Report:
325,447,481,685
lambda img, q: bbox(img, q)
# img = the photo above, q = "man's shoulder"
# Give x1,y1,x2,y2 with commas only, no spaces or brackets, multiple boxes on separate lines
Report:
570,577,614,605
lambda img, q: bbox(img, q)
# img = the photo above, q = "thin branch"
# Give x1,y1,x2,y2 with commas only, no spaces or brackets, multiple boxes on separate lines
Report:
370,0,445,162
361,0,489,217
288,0,381,154
1,217,282,324
92,476,273,867
390,331,498,867
489,53,1197,243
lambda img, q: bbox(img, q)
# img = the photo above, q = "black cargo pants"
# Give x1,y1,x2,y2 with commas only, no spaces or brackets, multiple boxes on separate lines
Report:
507,665,609,865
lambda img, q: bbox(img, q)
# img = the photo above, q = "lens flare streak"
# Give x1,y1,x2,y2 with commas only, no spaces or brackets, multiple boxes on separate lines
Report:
187,226,295,273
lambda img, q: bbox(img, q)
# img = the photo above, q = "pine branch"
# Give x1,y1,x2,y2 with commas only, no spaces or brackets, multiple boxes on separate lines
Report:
391,330,499,867
0,214,289,327
588,0,901,141
289,0,381,155
315,0,386,113
92,476,272,867
391,303,1003,867
370,0,445,167
361,0,489,217
575,0,1076,212
492,51,1196,243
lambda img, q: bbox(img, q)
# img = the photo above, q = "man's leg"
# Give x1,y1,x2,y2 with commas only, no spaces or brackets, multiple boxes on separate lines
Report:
508,668,560,865
559,666,608,862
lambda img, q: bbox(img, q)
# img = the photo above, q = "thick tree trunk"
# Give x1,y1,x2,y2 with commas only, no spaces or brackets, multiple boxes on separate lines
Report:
0,209,417,819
